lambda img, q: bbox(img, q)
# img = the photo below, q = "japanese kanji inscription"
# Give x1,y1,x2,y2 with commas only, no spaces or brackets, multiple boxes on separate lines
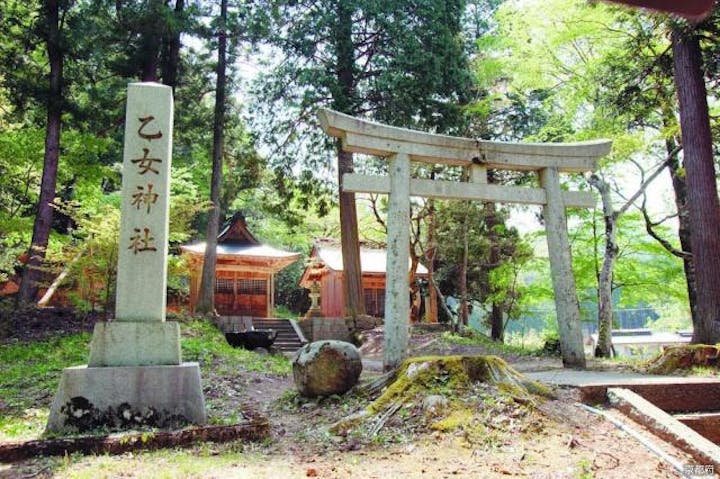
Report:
115,83,173,322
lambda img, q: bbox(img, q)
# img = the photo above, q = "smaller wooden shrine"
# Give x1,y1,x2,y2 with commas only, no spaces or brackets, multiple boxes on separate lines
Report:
181,213,301,317
299,240,432,320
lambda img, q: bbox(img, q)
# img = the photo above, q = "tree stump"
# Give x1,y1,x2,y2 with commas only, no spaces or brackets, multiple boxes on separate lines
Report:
645,344,720,374
330,355,552,435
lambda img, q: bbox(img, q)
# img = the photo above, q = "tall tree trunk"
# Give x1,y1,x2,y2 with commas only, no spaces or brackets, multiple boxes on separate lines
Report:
18,0,63,305
161,0,184,91
590,145,680,356
663,129,697,320
408,254,420,322
334,2,365,321
589,176,618,358
426,197,438,322
195,0,227,315
485,202,503,342
139,0,164,81
672,26,720,344
458,206,469,330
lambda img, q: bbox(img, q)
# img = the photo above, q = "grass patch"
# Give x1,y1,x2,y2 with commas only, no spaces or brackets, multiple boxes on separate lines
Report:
0,333,90,441
439,330,542,356
52,445,270,479
178,318,291,375
0,316,291,441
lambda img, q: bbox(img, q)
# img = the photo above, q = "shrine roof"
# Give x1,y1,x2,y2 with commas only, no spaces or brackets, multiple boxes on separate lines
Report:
180,213,302,270
216,212,259,245
311,243,428,275
181,242,301,260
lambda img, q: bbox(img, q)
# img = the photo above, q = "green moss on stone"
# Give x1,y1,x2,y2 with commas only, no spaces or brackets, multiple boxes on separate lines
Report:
430,409,473,432
367,355,551,415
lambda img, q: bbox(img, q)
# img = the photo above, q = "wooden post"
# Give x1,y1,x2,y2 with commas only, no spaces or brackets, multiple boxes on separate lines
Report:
270,273,275,317
233,271,238,312
384,152,411,370
190,259,202,312
539,167,586,368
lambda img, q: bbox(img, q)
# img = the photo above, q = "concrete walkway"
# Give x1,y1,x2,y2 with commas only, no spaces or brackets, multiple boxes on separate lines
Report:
526,368,720,408
525,369,693,386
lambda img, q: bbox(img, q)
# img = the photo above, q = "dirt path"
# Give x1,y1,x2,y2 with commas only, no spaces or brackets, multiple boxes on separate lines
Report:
0,327,701,478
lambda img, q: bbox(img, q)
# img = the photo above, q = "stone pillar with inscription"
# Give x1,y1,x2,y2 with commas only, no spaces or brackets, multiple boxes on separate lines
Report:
46,83,207,433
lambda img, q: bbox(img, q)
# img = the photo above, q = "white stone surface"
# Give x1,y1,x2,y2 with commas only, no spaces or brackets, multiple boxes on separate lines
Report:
383,153,411,370
320,110,611,371
319,108,611,171
46,363,206,433
607,387,720,466
540,167,586,368
116,83,174,322
342,173,597,208
47,83,206,434
88,321,181,367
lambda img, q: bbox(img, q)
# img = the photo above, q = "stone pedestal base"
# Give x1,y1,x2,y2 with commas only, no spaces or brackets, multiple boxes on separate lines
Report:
88,321,181,367
46,363,206,433
303,308,323,320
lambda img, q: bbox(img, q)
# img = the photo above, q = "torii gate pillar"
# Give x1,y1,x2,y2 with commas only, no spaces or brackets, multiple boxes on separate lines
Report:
385,153,411,370
540,167,585,367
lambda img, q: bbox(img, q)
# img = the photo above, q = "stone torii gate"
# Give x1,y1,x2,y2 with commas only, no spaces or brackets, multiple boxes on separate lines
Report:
318,108,612,370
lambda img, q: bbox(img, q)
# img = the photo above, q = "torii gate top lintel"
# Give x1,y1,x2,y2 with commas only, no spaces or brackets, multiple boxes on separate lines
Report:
318,108,611,173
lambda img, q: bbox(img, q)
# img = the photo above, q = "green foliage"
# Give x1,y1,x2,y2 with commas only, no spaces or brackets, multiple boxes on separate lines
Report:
168,166,212,244
494,0,630,134
0,127,46,280
50,170,205,314
0,317,290,441
51,198,120,314
251,0,474,207
646,304,692,332
434,201,532,327
0,121,111,282
474,1,698,338
0,0,700,351
273,261,309,315
518,210,687,325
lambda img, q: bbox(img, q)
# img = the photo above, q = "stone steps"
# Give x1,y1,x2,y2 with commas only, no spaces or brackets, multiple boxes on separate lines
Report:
217,317,307,353
257,319,305,353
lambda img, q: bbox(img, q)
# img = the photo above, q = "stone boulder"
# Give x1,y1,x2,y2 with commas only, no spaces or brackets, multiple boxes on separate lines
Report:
292,340,363,397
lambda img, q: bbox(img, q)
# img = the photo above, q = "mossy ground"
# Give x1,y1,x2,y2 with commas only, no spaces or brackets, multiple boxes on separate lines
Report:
368,355,551,413
329,355,552,446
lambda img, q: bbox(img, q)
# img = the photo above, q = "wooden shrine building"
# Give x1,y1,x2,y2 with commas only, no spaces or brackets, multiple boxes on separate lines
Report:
299,240,432,320
181,214,301,317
